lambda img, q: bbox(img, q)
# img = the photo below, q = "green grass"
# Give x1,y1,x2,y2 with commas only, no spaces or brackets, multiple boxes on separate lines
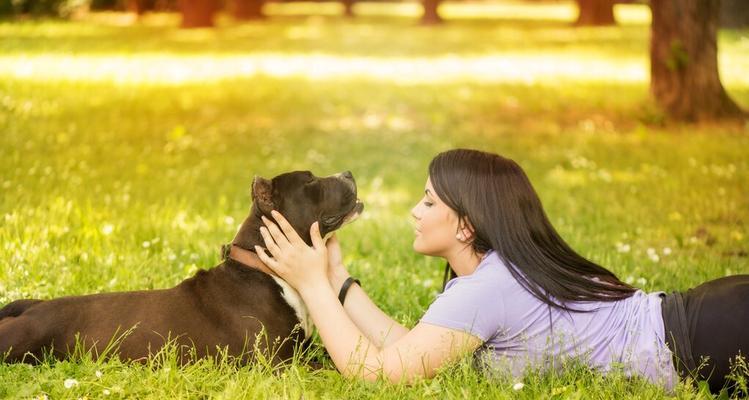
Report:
1,1,749,398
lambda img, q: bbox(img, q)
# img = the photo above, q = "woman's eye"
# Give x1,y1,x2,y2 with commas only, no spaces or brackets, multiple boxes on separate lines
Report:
423,201,433,207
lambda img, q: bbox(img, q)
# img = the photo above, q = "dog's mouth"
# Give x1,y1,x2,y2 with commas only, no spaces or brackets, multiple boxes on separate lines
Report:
321,200,363,242
341,199,364,226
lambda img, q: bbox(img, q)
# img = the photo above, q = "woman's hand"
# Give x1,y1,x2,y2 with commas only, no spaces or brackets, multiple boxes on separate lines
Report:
255,210,329,295
325,234,352,292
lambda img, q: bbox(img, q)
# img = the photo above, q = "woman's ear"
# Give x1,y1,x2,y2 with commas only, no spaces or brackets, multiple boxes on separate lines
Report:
457,217,475,242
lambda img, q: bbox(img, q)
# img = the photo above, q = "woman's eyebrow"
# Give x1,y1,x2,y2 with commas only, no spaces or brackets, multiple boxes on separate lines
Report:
425,189,433,197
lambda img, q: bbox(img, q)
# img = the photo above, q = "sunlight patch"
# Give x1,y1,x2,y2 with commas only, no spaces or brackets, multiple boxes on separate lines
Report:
0,52,652,86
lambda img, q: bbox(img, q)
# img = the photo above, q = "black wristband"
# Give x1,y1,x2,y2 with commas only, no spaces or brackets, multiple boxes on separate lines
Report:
338,276,361,305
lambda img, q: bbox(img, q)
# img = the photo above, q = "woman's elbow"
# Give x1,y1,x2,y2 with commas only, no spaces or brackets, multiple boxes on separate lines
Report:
339,364,423,385
382,362,433,385
337,354,433,384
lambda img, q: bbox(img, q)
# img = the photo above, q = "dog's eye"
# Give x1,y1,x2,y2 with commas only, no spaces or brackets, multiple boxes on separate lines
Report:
322,215,342,226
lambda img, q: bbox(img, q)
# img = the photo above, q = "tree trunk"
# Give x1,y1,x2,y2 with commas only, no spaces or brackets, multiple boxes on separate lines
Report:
420,0,443,25
650,0,744,121
231,0,264,20
342,0,354,18
127,0,146,15
179,0,216,28
720,0,749,28
575,0,616,26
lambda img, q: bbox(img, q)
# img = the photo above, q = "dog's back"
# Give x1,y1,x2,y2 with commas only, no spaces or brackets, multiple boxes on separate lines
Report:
0,299,43,320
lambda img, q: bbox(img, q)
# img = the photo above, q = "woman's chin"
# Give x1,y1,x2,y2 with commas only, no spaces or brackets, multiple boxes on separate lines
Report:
412,239,425,254
412,240,432,256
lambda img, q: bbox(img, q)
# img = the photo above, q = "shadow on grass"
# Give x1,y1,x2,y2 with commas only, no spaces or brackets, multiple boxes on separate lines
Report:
0,10,651,57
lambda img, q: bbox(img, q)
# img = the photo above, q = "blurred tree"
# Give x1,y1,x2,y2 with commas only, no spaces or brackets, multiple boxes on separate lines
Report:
575,0,616,26
421,0,442,25
180,0,217,27
342,0,353,17
0,0,76,16
128,0,147,14
121,0,177,14
0,0,12,15
231,0,264,19
720,0,749,28
650,0,744,121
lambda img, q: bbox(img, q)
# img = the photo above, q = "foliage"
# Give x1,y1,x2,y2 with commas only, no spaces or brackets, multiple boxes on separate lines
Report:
0,0,86,18
1,3,748,399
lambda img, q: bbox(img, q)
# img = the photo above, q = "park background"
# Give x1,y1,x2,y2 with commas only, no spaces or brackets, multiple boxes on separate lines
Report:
1,0,748,398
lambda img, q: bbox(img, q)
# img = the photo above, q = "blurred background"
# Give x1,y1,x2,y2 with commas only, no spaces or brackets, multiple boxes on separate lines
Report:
1,0,748,396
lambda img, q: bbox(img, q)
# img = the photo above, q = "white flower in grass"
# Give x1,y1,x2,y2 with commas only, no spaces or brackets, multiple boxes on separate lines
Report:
95,370,103,378
103,389,111,396
646,247,659,262
63,378,79,389
142,241,151,248
615,242,630,253
662,247,672,256
512,382,524,391
101,223,114,235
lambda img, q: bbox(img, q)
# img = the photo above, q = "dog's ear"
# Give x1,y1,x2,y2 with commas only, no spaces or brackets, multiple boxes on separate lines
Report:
252,176,274,213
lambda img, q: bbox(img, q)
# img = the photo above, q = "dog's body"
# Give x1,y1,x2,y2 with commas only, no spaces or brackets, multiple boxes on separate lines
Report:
0,170,362,364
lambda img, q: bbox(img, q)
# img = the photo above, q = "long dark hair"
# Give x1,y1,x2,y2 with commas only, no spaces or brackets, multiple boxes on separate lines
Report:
430,149,635,311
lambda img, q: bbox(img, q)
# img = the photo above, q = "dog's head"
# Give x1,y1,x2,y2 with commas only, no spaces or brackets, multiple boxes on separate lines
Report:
236,170,364,248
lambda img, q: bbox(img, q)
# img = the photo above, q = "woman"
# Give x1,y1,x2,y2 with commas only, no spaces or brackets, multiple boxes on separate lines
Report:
255,148,748,393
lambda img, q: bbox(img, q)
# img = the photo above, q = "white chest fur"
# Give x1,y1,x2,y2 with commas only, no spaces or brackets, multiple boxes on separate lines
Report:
270,276,312,338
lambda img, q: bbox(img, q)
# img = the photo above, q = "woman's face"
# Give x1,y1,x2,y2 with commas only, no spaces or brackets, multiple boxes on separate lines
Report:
410,177,461,257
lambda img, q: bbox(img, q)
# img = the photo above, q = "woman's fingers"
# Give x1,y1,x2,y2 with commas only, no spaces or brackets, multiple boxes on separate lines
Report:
310,221,325,250
261,216,291,251
259,226,283,257
270,210,305,247
254,246,279,271
326,233,339,248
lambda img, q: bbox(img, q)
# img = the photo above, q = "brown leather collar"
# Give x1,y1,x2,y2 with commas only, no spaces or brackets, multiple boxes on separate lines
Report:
222,243,278,278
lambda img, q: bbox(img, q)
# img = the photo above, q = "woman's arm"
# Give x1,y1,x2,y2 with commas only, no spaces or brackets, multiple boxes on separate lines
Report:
331,273,410,348
299,278,482,383
326,236,408,348
256,211,482,383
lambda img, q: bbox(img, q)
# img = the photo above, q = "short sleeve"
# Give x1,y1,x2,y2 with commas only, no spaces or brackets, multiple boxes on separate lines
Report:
419,274,506,342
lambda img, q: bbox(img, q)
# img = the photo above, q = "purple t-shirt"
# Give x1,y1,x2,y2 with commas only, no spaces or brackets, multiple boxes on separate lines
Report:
420,251,678,390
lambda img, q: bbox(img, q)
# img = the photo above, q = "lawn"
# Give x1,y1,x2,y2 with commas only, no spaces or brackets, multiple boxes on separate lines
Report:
1,1,748,398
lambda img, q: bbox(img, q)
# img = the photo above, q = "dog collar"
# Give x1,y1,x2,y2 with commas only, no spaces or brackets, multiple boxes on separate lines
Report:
221,243,278,278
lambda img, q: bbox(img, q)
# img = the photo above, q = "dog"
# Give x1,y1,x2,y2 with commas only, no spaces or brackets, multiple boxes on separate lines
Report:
0,170,363,364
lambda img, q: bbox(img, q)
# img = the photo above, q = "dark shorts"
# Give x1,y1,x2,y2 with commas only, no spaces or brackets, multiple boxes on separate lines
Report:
660,275,749,394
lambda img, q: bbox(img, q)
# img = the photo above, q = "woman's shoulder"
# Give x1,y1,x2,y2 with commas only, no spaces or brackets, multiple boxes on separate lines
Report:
468,251,514,280
445,251,514,291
